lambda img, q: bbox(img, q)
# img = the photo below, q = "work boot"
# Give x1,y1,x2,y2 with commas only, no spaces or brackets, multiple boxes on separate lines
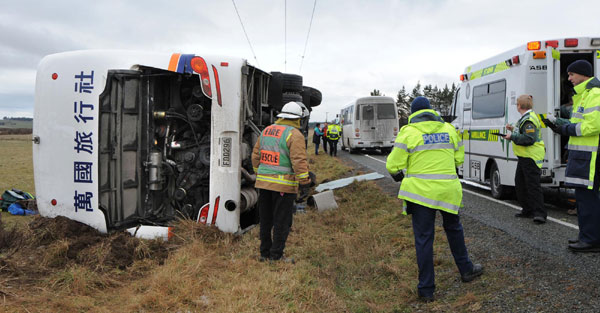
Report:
515,212,533,218
533,216,546,224
568,242,600,253
461,264,483,282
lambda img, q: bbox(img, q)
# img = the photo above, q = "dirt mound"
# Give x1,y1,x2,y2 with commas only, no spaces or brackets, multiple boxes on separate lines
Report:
0,215,172,289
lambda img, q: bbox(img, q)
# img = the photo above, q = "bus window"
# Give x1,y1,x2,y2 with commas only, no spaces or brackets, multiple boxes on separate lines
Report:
377,103,396,119
362,105,374,121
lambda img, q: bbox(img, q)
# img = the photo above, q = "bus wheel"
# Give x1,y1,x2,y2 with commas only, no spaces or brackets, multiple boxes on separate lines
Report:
490,162,509,199
381,147,392,154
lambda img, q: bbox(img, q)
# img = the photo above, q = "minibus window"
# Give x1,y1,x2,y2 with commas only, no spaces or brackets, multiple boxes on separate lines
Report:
377,103,396,119
362,105,374,121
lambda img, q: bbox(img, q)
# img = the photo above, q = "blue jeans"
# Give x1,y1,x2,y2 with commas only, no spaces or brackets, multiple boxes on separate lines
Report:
314,142,320,154
408,201,473,297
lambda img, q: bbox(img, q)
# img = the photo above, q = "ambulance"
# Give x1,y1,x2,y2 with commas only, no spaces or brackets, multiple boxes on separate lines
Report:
450,37,600,198
33,50,318,238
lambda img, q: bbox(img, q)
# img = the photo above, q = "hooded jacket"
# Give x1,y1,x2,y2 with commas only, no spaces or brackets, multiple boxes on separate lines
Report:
386,109,464,214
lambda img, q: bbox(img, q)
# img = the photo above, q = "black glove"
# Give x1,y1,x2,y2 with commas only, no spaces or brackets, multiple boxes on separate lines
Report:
542,118,559,133
390,171,404,182
298,183,311,202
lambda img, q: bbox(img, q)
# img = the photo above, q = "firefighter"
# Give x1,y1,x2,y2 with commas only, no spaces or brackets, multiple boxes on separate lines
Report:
326,121,342,156
386,96,482,302
502,95,547,223
547,60,600,252
252,102,311,262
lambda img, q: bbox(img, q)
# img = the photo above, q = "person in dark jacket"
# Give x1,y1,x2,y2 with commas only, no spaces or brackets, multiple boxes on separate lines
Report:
313,123,323,155
502,95,547,224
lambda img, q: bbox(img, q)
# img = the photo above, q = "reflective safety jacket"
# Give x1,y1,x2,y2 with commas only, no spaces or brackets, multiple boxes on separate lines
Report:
386,109,464,214
251,119,310,193
562,77,600,190
327,124,341,141
510,110,545,168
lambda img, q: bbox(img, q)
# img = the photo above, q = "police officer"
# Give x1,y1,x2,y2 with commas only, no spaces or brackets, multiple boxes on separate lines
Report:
252,102,311,261
326,121,341,156
502,95,547,223
386,96,482,302
546,60,600,252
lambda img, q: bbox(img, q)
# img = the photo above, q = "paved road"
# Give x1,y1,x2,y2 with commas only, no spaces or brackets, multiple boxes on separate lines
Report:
334,147,600,311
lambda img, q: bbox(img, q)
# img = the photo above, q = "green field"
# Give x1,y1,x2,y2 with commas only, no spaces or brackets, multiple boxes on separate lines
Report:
0,134,34,194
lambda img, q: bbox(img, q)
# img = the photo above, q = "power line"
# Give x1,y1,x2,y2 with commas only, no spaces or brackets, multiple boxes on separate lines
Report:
231,0,260,67
299,0,317,73
284,0,287,72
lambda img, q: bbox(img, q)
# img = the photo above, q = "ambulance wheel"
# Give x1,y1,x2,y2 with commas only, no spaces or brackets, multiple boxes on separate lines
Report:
490,162,509,199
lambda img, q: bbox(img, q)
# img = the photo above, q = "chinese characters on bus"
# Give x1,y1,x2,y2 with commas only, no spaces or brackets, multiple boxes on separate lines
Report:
72,71,95,212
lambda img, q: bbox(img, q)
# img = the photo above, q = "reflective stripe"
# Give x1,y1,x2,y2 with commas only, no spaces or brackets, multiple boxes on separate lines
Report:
456,141,464,149
576,123,582,136
286,132,292,142
409,143,454,153
584,106,600,114
398,190,459,213
567,144,597,152
394,142,408,151
406,174,458,180
260,164,295,174
256,175,299,186
571,112,584,120
297,172,309,179
565,177,593,187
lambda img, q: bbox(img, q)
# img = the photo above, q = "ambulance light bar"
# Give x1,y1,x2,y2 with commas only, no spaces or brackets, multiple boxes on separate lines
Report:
564,38,578,47
533,51,546,59
527,41,541,50
591,38,600,46
545,40,559,48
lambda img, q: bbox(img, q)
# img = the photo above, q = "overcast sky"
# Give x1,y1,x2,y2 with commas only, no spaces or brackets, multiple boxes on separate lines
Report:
0,0,598,121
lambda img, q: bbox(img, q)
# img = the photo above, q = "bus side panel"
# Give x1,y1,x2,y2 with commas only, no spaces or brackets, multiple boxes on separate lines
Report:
208,58,246,233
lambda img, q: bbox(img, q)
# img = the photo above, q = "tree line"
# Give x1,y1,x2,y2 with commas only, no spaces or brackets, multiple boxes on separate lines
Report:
2,117,33,121
371,82,458,124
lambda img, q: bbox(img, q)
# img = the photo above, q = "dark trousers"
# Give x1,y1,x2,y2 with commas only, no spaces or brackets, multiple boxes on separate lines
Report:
515,157,546,218
314,142,320,155
322,136,328,152
576,188,600,245
408,201,473,297
329,139,338,156
258,189,295,260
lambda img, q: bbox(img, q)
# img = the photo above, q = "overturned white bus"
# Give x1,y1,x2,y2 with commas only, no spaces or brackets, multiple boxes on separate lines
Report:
33,50,320,238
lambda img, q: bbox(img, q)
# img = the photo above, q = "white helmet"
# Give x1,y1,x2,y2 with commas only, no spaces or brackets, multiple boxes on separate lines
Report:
277,101,303,119
297,102,310,118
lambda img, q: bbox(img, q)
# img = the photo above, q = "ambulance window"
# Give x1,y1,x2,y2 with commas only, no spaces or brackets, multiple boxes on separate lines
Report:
472,80,506,119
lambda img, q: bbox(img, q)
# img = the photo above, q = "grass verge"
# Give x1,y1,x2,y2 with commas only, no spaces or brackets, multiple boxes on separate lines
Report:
1,135,494,312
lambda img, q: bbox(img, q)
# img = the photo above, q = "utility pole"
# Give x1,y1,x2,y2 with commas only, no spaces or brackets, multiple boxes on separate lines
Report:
325,112,329,122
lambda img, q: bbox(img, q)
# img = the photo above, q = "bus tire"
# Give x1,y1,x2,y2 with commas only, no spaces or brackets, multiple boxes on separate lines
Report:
490,162,509,199
281,73,303,93
381,147,392,154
